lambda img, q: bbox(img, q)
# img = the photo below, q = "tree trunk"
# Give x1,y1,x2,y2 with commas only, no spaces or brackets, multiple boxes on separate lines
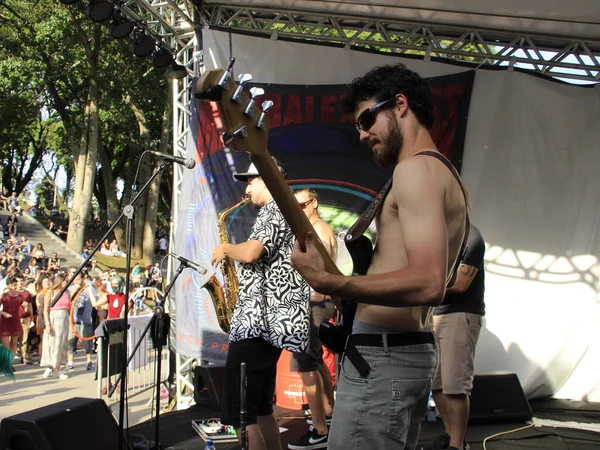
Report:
128,98,152,260
66,26,101,253
141,105,171,265
97,141,125,248
67,86,99,252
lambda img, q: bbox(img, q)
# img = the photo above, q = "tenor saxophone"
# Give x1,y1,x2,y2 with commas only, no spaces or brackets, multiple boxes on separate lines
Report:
204,196,251,333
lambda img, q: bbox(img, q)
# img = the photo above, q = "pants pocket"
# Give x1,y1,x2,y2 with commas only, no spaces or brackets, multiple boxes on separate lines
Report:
388,377,431,443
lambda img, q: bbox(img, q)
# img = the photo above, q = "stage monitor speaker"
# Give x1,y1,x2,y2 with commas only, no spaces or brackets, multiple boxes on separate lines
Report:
193,364,225,411
0,397,122,450
469,372,533,424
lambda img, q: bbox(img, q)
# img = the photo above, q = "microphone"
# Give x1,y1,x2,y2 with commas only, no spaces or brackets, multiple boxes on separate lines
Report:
172,253,207,274
148,150,196,169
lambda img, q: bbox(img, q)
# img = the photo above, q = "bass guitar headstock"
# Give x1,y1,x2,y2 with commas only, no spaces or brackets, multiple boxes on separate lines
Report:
196,57,274,157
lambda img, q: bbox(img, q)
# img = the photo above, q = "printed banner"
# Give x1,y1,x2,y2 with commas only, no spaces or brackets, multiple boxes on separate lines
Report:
174,70,474,361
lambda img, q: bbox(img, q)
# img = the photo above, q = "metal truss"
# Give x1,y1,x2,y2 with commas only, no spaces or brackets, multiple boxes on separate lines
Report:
119,0,197,54
201,4,600,83
118,0,204,411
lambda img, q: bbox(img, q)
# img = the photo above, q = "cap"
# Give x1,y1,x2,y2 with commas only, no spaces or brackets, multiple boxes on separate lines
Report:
233,158,287,182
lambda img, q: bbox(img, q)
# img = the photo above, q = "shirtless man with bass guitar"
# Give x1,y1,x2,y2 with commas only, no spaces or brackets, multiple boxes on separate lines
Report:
291,64,470,450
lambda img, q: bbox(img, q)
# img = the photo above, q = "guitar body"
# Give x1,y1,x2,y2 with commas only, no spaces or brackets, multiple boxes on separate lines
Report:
319,235,373,354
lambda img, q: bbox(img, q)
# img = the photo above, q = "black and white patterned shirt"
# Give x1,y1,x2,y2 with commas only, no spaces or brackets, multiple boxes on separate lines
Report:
229,199,310,352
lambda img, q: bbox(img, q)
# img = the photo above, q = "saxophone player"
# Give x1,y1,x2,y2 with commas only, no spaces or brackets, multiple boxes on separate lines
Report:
211,159,310,450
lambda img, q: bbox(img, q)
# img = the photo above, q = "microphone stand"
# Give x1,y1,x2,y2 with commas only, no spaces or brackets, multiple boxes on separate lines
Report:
49,159,170,450
240,362,248,450
113,258,189,450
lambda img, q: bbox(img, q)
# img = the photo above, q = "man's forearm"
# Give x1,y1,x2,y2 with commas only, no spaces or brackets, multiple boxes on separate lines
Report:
223,241,261,264
317,269,445,307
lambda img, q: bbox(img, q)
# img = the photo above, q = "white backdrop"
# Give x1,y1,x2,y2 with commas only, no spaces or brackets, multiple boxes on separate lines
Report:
191,29,600,401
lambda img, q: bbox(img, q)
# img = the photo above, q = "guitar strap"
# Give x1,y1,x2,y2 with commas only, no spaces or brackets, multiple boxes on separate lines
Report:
344,177,393,244
415,151,470,285
344,151,470,284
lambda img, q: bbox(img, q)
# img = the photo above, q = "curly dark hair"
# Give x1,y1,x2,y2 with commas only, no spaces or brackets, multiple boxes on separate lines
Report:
341,63,434,129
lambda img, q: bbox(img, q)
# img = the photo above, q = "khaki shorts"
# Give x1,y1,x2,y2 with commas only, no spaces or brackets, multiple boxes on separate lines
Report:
432,312,483,395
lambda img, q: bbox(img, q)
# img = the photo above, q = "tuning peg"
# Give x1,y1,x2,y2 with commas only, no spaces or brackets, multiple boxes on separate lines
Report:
244,87,265,118
232,73,253,103
257,100,274,130
217,57,236,89
222,126,248,145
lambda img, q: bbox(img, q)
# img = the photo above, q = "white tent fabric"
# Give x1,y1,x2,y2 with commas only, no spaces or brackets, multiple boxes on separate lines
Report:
186,29,600,401
206,1,600,40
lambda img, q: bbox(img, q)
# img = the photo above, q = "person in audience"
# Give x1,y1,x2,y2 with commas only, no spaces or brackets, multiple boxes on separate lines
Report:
19,236,32,254
27,258,38,276
131,262,142,278
6,213,18,236
66,274,95,371
109,239,125,257
88,259,102,278
55,225,67,240
41,275,71,380
157,235,168,256
47,252,61,271
8,192,22,215
34,243,46,268
0,188,9,210
48,221,57,234
16,274,34,364
24,272,41,359
89,276,128,319
100,239,112,256
0,276,26,362
6,254,25,273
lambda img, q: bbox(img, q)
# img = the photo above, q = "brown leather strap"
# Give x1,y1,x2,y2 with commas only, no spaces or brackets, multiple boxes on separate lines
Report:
345,177,393,243
415,151,470,283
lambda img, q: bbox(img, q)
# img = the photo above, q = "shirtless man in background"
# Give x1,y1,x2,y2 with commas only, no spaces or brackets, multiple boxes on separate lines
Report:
288,188,337,450
291,63,469,450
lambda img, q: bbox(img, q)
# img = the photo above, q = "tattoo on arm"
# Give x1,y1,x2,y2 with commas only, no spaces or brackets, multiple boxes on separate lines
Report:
459,264,476,277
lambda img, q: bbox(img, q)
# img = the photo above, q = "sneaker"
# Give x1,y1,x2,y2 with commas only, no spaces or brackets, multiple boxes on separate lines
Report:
288,428,328,450
58,372,69,380
66,363,75,372
306,414,332,426
86,361,93,371
429,433,450,450
42,368,53,378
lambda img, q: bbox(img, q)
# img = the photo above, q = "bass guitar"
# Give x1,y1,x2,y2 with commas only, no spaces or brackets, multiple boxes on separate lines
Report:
195,60,344,317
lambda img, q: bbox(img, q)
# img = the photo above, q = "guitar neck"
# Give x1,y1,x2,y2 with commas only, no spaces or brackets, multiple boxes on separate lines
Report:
250,155,343,279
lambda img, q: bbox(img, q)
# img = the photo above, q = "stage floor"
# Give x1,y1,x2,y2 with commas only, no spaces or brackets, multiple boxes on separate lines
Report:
128,398,600,450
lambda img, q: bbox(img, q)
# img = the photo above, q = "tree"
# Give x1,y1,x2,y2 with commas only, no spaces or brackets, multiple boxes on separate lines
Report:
0,0,170,262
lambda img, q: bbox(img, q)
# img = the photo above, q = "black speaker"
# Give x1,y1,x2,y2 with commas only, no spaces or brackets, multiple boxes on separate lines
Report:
193,364,226,411
469,372,533,423
0,397,123,450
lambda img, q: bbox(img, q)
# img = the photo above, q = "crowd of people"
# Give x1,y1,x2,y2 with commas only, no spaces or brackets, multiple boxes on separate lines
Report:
0,204,164,381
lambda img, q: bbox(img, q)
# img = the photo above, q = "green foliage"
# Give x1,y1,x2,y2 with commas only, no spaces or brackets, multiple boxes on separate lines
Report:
0,0,170,229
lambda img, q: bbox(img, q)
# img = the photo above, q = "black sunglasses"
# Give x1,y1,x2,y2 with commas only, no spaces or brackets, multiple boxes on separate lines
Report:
355,97,396,132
